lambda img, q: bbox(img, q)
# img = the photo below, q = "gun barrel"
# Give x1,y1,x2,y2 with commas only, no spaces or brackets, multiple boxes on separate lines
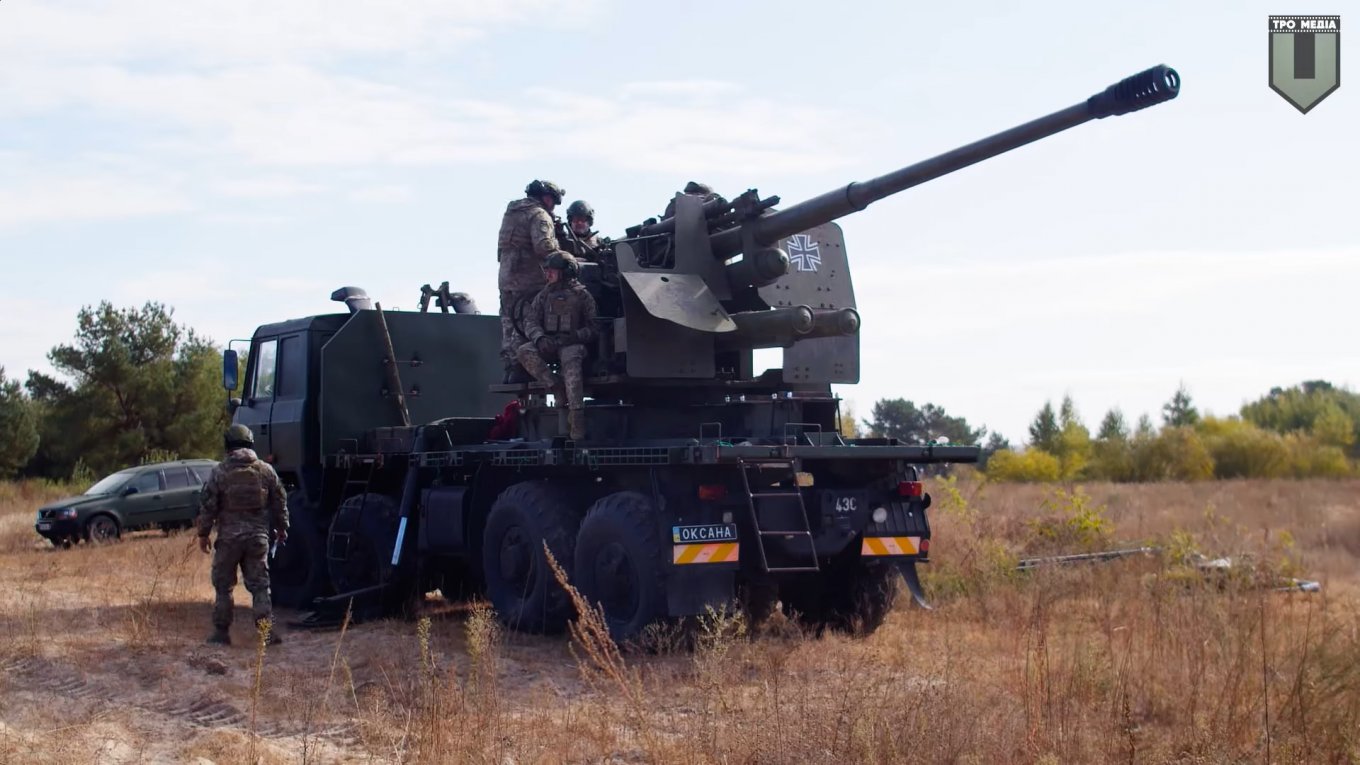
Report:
710,65,1179,257
715,306,860,350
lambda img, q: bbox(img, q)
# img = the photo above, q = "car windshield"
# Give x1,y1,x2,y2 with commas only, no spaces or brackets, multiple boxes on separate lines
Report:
84,470,137,496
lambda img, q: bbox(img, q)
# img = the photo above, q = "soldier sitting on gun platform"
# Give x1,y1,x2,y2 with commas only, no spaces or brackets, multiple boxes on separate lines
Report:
517,252,597,441
557,200,604,261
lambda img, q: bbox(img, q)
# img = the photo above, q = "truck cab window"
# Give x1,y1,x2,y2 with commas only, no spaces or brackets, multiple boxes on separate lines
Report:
277,335,303,398
252,339,278,400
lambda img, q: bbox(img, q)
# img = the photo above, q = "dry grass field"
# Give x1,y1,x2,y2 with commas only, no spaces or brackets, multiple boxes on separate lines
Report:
1,478,1358,764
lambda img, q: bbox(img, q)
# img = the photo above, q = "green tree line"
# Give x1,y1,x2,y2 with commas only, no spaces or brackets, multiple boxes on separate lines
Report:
986,382,1358,482
0,302,231,480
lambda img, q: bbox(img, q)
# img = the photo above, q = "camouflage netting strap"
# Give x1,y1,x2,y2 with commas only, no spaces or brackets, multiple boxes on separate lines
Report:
223,461,269,515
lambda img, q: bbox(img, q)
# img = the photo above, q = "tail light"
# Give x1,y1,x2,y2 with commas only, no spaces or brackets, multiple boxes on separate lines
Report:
698,484,728,501
897,480,923,498
920,538,930,555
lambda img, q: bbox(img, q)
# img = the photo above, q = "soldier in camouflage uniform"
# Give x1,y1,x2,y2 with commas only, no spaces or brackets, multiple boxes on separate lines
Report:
498,180,568,383
557,200,604,261
195,424,289,646
518,252,597,441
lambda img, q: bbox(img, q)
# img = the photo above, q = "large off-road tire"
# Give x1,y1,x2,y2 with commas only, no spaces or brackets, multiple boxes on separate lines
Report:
271,490,331,609
783,559,904,637
573,491,668,644
327,493,402,595
84,514,121,544
482,481,580,634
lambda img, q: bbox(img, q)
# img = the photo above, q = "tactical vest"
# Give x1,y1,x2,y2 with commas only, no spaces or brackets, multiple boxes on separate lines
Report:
222,460,269,516
544,291,577,333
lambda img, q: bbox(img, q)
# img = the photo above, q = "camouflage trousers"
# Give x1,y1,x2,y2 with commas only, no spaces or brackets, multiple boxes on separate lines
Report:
210,534,272,629
518,341,587,410
499,289,538,365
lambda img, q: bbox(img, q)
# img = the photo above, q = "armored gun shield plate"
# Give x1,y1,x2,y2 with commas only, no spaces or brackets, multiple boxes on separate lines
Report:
758,223,854,311
758,223,859,384
618,272,737,333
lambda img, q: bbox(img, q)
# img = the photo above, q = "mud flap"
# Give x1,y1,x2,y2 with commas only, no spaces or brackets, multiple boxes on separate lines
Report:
900,560,931,610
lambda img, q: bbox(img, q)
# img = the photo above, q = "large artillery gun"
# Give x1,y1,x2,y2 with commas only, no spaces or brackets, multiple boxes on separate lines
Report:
229,65,1180,642
508,64,1180,437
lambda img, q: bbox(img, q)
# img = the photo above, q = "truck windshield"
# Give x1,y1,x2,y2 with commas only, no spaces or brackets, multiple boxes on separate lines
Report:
85,470,137,495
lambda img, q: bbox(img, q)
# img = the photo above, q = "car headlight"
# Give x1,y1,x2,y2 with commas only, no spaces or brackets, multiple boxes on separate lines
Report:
56,508,78,520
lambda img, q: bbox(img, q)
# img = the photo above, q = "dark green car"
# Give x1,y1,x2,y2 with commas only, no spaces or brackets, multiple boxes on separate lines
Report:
34,459,220,547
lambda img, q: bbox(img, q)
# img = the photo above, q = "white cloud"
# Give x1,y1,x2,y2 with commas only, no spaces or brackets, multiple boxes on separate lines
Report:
0,1,581,66
0,176,192,228
348,185,413,204
214,176,328,199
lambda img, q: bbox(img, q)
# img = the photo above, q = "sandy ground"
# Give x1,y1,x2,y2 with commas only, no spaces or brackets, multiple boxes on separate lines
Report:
1,478,1357,763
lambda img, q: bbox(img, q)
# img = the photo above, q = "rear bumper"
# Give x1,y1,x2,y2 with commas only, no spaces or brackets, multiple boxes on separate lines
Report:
861,535,926,557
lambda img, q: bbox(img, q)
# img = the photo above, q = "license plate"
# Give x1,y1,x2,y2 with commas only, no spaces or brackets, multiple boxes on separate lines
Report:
36,522,52,531
672,523,738,544
824,492,864,516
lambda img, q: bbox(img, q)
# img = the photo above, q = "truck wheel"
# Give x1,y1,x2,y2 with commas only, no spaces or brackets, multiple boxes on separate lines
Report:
573,492,667,644
784,559,903,637
327,493,402,595
271,490,331,609
482,481,579,634
85,514,121,544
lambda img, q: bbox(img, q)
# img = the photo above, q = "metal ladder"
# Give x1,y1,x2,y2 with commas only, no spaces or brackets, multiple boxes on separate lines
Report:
328,453,378,563
738,459,820,573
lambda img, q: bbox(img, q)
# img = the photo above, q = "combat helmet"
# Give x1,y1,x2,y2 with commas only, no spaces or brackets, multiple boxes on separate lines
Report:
544,252,581,280
225,423,255,449
565,200,595,224
525,180,565,205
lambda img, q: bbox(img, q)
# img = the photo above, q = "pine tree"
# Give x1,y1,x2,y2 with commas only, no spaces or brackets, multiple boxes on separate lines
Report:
1162,382,1200,427
1028,401,1059,452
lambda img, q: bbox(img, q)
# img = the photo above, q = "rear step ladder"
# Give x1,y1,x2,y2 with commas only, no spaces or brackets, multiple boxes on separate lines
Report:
329,454,378,563
739,459,820,573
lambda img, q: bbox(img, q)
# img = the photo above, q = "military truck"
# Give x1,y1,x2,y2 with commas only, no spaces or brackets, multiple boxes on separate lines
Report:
225,65,1180,640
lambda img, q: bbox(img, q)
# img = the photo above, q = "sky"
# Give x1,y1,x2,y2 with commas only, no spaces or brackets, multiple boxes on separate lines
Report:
1,0,1356,443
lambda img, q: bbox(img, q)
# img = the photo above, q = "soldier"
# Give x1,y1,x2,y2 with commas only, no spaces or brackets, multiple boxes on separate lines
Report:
662,181,721,218
518,252,597,441
195,424,289,646
558,200,603,260
498,180,568,383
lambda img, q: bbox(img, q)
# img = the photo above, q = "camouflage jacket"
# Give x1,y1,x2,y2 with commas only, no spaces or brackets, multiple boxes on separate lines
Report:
194,448,288,542
498,198,565,292
525,280,598,345
555,220,604,261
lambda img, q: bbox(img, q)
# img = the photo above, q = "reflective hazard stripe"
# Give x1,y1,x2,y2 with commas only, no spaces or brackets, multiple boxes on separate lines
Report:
672,542,739,565
861,536,920,556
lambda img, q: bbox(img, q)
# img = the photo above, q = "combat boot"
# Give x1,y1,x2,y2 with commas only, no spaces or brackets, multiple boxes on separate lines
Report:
568,409,587,442
256,618,283,646
503,363,531,384
206,626,231,646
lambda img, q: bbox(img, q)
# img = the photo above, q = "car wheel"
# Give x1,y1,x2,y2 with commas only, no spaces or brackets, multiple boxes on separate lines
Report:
85,514,121,544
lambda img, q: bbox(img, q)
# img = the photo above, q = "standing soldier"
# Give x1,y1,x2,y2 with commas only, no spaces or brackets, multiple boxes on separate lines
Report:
196,424,289,646
558,200,603,260
498,180,568,383
517,252,597,441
